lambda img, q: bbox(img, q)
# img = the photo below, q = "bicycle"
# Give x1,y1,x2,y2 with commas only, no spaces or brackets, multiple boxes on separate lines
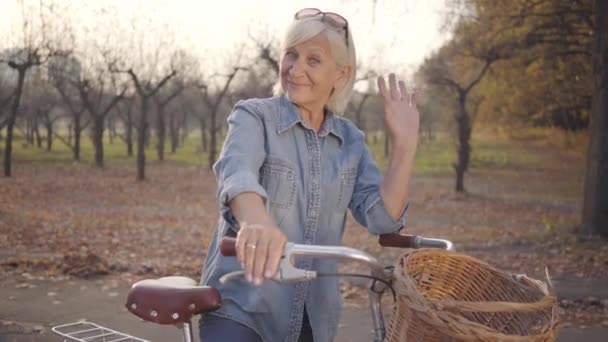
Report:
52,233,452,342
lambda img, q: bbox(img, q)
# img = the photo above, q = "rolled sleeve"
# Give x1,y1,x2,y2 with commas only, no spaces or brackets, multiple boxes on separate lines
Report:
213,101,267,232
349,143,409,235
362,197,409,235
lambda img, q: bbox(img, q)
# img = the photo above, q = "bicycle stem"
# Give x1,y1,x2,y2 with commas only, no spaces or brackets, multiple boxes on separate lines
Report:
287,243,392,342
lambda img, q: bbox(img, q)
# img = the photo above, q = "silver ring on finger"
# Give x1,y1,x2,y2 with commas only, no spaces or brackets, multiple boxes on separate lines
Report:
246,243,257,250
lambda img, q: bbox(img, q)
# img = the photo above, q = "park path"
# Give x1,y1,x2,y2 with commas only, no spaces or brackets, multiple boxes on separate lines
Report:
1,274,607,342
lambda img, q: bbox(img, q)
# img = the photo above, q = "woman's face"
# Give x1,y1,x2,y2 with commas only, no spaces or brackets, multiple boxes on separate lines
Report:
280,33,347,112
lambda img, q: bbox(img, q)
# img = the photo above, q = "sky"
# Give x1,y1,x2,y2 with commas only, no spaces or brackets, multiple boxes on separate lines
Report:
0,0,449,78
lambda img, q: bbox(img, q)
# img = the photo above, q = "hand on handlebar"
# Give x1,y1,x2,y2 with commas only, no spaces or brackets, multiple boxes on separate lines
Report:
236,222,287,286
219,233,453,285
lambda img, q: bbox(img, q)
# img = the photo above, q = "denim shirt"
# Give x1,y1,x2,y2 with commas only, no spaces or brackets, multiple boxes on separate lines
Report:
200,95,408,342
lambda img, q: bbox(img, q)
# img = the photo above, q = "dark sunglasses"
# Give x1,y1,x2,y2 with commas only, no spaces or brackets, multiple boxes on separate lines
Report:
294,8,349,47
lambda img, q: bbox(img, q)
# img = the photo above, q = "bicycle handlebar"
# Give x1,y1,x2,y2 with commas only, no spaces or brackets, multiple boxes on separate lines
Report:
220,237,237,256
220,233,453,258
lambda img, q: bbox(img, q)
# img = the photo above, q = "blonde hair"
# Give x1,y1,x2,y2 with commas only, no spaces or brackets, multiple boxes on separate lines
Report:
273,16,356,114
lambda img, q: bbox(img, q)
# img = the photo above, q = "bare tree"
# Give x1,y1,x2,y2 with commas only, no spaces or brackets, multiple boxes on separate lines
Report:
582,0,608,237
197,66,247,169
169,106,189,153
0,0,71,176
114,95,136,156
111,63,177,180
1,48,61,175
48,54,89,161
422,46,505,192
28,74,60,151
75,72,126,168
422,1,520,192
152,80,184,161
105,6,181,180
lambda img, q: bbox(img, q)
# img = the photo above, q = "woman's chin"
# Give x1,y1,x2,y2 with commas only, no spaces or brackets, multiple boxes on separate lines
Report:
285,92,309,104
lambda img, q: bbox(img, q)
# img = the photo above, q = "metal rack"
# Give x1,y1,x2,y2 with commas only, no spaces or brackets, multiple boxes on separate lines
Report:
52,320,150,342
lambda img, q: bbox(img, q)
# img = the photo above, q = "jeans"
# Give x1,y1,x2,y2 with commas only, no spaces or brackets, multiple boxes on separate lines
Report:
199,308,314,342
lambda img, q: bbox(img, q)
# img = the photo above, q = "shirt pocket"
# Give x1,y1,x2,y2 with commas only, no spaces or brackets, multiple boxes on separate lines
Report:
337,167,357,209
259,155,297,209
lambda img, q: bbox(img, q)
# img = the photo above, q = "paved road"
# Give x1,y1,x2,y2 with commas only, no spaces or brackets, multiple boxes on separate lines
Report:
1,276,606,341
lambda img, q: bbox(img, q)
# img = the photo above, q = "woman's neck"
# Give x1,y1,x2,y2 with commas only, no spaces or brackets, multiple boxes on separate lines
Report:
297,104,325,132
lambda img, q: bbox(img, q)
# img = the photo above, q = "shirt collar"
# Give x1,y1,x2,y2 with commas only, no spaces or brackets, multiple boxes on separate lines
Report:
277,96,344,145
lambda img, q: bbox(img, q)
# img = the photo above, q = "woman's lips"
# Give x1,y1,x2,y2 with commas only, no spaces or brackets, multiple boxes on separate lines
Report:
287,81,309,88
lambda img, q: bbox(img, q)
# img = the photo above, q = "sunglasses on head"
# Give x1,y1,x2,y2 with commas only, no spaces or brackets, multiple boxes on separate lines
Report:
294,8,349,47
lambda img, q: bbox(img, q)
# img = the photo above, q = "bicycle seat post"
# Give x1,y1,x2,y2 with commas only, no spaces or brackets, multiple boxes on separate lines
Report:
180,321,194,342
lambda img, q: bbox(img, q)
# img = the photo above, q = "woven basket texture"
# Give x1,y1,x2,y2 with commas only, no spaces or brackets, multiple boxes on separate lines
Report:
385,249,560,342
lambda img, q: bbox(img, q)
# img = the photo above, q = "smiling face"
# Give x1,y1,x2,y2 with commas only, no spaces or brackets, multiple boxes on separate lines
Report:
279,33,347,113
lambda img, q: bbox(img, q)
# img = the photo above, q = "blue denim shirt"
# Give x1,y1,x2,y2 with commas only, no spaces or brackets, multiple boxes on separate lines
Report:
200,95,408,342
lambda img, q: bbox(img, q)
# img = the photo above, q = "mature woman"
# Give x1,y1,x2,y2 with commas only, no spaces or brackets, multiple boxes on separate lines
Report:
199,8,419,342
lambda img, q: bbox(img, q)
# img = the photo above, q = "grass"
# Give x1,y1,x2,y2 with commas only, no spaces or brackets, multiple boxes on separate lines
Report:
0,130,222,167
1,127,585,179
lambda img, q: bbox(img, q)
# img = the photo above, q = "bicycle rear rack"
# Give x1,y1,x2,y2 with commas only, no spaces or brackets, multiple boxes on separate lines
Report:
52,320,150,342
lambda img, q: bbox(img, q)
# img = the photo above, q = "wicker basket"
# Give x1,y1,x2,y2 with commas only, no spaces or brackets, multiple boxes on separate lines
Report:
386,249,560,341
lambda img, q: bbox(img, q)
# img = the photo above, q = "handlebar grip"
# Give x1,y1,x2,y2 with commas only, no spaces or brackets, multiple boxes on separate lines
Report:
220,237,237,256
378,234,417,248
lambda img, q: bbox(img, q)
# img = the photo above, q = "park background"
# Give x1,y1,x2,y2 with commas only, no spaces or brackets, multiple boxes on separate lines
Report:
1,0,607,340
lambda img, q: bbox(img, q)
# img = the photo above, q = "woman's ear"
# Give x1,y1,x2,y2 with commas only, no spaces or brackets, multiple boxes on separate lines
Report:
334,64,351,91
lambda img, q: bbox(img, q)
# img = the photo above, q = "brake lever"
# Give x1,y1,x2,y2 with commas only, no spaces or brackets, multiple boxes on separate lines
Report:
219,242,317,284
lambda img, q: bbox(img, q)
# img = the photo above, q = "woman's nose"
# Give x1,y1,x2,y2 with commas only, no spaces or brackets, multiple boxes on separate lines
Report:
288,58,304,77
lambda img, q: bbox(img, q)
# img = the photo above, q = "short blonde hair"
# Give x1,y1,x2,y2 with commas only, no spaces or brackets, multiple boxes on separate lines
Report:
273,15,356,114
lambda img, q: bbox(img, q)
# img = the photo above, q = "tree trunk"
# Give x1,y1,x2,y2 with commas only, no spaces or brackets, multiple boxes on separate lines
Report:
126,111,133,157
34,117,42,148
169,111,179,154
73,115,81,161
582,0,608,238
454,96,472,193
208,112,217,169
144,124,150,149
200,117,207,153
25,117,32,145
156,107,166,161
93,116,105,168
137,97,148,181
46,123,53,151
4,69,26,177
108,115,115,145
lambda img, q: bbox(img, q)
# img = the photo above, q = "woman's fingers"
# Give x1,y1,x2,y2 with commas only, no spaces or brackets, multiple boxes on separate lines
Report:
378,74,411,103
244,234,259,283
377,76,388,99
236,223,287,285
252,232,271,285
265,234,286,279
399,80,407,101
388,73,400,100
235,222,249,268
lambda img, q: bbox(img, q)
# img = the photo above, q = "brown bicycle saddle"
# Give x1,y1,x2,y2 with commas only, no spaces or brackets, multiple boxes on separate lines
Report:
126,276,221,325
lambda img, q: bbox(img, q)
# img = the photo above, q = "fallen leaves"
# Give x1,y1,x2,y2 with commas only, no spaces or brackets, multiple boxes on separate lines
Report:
0,154,606,328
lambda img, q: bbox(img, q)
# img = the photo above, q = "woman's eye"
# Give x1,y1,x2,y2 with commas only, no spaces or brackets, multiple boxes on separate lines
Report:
308,57,320,64
285,51,297,58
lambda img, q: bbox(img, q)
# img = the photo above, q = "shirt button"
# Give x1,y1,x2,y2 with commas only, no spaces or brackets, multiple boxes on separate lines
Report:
310,210,316,216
